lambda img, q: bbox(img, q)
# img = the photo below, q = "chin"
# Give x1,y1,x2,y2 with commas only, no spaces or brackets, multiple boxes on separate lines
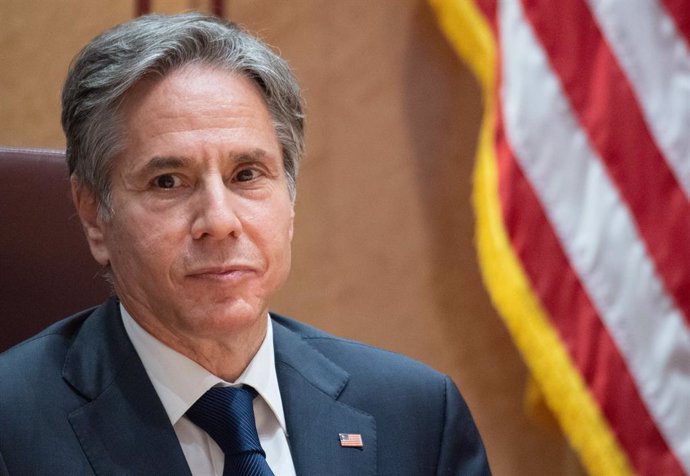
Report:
192,300,265,332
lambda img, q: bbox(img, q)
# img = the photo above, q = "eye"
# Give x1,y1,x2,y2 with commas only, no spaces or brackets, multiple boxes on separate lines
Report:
152,174,181,189
235,168,259,182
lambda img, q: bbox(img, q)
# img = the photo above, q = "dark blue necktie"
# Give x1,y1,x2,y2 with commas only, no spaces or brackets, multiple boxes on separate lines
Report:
186,386,274,476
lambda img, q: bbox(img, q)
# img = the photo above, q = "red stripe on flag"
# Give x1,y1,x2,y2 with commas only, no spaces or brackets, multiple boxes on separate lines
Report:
661,0,690,48
520,0,690,329
476,0,498,35
494,101,685,475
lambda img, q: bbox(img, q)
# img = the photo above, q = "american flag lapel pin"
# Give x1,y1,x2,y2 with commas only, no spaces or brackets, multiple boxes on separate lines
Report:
339,432,364,448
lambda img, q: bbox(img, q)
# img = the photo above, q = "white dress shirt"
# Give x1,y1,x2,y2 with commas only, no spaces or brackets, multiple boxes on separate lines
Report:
121,304,296,476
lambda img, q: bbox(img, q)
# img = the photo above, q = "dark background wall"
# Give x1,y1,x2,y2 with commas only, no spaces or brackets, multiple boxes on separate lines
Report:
0,1,585,474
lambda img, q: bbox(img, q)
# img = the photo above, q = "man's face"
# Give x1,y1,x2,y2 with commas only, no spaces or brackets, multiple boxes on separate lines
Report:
77,64,294,344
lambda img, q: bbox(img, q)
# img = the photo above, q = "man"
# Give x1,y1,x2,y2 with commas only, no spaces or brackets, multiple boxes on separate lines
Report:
0,13,490,475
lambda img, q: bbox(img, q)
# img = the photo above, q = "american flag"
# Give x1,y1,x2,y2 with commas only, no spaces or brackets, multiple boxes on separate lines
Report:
339,433,364,448
430,0,690,475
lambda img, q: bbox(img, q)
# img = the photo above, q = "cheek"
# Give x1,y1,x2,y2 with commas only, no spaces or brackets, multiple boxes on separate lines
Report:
248,205,293,263
270,211,295,275
266,204,294,250
106,214,184,276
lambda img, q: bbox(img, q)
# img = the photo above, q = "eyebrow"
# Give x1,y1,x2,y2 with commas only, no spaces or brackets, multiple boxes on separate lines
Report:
140,156,190,174
234,149,271,164
138,149,274,175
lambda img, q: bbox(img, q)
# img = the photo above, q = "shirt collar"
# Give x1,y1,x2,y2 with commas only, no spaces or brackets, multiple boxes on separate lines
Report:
120,303,288,434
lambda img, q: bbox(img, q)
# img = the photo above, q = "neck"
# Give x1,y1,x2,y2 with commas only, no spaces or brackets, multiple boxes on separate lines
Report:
124,305,268,382
166,322,267,382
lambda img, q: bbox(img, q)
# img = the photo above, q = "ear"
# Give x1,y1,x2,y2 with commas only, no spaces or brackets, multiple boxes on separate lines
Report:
70,176,111,266
288,204,295,242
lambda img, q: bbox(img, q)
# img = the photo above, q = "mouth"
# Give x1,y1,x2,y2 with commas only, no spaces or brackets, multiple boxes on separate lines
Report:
185,265,257,282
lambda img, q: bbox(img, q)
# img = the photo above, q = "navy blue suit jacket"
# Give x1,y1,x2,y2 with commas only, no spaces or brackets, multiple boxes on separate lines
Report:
0,297,490,475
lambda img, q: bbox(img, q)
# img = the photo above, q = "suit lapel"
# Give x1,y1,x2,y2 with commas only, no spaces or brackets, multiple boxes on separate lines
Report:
63,298,191,475
62,301,377,475
273,318,377,476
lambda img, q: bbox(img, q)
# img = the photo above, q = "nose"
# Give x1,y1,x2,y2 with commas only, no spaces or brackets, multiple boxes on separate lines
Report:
190,177,242,240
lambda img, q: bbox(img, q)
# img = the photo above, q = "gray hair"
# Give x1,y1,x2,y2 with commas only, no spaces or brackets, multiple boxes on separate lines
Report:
62,12,305,216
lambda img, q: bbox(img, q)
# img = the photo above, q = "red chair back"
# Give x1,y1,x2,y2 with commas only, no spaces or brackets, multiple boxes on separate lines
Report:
0,147,110,351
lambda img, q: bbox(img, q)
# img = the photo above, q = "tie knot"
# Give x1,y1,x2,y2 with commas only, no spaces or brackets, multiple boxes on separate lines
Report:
187,386,263,455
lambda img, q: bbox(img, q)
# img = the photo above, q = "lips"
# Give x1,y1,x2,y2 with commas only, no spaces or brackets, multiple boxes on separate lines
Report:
185,264,257,281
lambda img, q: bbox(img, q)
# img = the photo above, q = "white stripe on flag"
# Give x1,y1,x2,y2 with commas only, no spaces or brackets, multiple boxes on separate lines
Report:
586,0,690,199
500,0,690,470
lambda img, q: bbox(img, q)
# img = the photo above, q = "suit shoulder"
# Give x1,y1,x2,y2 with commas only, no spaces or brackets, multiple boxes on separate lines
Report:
271,312,448,387
0,307,94,382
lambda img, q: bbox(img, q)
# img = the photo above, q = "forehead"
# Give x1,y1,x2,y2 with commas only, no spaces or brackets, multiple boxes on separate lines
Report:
115,64,281,166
